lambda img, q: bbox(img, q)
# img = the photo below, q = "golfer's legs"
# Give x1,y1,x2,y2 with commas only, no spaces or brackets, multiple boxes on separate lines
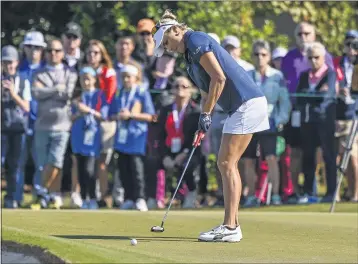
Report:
217,133,252,228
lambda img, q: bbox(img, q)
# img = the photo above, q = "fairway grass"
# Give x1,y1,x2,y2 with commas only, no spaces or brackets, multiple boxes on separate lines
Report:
2,209,358,263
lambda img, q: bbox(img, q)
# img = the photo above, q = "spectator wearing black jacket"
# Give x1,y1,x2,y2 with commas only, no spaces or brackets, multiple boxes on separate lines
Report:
296,42,338,203
157,76,201,208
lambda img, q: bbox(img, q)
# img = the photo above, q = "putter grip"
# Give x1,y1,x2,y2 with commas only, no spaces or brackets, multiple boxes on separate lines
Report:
193,131,204,147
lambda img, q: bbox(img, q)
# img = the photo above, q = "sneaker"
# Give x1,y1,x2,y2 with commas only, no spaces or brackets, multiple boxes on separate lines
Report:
51,195,63,209
198,225,242,242
147,198,157,210
182,191,197,209
157,200,166,209
320,195,334,203
88,199,99,210
81,201,89,209
120,199,135,210
271,195,282,205
243,195,260,208
71,192,83,208
298,194,309,204
4,199,18,209
135,198,148,212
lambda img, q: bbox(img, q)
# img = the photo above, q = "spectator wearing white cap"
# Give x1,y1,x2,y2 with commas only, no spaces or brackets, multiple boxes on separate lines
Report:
271,47,288,70
1,45,31,208
222,35,254,71
18,31,46,199
108,63,155,211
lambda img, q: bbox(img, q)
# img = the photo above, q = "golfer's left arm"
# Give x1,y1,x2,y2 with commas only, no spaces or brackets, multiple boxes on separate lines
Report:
199,52,226,114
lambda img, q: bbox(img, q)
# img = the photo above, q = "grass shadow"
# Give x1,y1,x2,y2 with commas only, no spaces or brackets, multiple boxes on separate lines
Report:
53,235,197,242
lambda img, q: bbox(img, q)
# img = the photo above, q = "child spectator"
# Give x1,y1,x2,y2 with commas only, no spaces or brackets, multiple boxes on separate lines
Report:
71,67,109,209
157,76,201,208
109,64,155,211
1,45,31,208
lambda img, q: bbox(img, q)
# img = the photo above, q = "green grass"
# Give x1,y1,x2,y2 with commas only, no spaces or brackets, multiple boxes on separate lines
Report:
2,207,358,263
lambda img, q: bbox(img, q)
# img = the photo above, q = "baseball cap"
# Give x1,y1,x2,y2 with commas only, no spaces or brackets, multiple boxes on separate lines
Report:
65,22,82,38
2,45,19,61
222,35,240,49
152,21,179,57
80,66,97,77
272,47,288,60
137,18,156,33
345,30,358,40
22,31,47,47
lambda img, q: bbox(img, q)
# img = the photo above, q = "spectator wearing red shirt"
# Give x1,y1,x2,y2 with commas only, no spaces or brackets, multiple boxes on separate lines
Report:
85,40,117,206
157,76,201,208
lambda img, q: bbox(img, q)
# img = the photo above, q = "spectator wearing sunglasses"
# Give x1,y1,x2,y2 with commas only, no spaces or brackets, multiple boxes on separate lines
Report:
85,39,117,206
17,31,46,200
32,39,78,208
334,30,358,202
242,40,291,207
280,22,334,203
296,42,337,203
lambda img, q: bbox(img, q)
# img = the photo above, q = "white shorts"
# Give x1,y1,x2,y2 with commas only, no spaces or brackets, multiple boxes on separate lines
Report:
222,96,270,134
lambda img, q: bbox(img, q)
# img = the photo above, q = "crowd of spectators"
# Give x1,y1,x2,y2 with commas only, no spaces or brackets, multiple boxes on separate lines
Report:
1,18,357,210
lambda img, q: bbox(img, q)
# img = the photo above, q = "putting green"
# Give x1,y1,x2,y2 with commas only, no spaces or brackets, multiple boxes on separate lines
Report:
2,209,358,263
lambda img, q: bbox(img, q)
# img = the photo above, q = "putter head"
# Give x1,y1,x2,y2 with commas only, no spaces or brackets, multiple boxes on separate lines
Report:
151,226,164,232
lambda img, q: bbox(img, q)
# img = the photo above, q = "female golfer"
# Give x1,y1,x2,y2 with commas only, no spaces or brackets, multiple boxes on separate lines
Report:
152,10,270,242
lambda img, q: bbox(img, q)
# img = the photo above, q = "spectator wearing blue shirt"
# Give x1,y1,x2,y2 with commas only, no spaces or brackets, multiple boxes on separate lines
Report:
18,31,46,194
1,46,32,208
152,10,269,242
71,67,109,209
109,64,155,212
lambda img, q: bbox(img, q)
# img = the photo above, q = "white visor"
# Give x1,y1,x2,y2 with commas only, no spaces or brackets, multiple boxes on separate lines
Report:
120,65,139,76
153,22,178,57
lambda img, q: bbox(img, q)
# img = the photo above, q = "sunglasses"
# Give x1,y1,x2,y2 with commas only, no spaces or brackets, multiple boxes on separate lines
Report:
25,45,43,50
297,32,312,37
174,84,190,89
308,56,320,60
66,33,79,40
140,31,151,36
254,53,268,57
46,48,63,53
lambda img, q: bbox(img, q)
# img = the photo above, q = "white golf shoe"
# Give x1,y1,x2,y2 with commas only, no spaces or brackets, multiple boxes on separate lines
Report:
198,225,243,242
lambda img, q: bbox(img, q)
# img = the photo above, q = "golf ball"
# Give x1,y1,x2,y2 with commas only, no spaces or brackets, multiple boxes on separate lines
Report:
131,239,137,246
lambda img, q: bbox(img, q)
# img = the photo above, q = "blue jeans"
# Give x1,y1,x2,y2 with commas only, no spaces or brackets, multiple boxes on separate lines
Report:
1,133,26,201
35,130,70,171
15,135,42,202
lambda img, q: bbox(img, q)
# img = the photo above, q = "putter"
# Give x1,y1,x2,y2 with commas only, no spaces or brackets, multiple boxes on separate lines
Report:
151,131,204,233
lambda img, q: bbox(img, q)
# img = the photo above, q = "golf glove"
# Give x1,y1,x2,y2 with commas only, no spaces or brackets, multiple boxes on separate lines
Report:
198,113,212,133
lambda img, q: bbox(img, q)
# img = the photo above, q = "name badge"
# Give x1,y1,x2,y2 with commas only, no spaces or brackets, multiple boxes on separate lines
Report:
118,128,128,144
171,137,181,153
291,110,301,128
83,129,96,146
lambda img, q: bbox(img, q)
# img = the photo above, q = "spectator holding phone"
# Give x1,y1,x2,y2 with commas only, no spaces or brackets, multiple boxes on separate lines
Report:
108,64,155,211
71,67,109,209
1,45,31,208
